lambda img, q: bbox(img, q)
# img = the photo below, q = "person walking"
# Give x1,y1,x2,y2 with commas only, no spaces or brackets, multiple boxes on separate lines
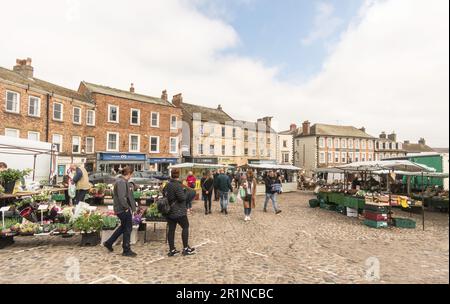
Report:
103,166,137,257
165,169,196,257
212,170,219,201
69,164,91,205
215,168,233,215
201,171,214,215
239,170,257,221
263,171,282,214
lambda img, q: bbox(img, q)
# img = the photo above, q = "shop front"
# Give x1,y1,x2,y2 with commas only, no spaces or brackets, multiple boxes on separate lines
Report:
148,158,179,174
55,156,87,182
183,156,218,165
97,152,147,174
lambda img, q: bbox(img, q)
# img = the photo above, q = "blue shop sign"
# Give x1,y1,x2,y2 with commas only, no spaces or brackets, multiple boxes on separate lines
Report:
99,153,147,161
148,158,179,164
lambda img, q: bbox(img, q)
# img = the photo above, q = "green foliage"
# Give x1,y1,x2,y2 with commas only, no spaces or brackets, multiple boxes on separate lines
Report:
145,203,162,218
102,215,119,230
72,212,103,233
94,183,108,191
0,168,32,184
0,217,21,230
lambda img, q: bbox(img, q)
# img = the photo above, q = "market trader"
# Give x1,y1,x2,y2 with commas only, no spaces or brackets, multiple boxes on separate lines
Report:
103,166,137,257
69,164,91,205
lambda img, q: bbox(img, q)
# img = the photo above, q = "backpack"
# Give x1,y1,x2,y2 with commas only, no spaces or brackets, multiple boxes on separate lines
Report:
156,185,173,216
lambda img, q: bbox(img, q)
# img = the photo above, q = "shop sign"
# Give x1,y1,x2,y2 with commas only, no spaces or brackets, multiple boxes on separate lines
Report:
248,159,277,165
99,153,146,161
148,158,179,164
193,158,218,164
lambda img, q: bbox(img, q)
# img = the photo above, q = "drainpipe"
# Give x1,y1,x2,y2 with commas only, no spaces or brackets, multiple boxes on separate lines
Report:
45,93,50,142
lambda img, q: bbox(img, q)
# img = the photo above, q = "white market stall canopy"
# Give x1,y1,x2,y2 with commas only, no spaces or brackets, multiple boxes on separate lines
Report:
335,160,436,173
244,164,302,171
169,163,230,169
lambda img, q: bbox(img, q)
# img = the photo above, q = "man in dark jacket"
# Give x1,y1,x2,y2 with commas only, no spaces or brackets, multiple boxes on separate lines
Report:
165,169,196,257
103,166,137,257
263,171,282,214
215,168,233,215
212,170,219,201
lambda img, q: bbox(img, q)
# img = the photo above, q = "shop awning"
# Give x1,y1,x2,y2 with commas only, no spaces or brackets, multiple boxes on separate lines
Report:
335,160,435,173
241,164,302,171
168,162,230,169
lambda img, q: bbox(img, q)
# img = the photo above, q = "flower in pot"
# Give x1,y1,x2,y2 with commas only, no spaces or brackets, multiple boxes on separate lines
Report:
102,215,119,231
0,169,32,194
73,211,103,246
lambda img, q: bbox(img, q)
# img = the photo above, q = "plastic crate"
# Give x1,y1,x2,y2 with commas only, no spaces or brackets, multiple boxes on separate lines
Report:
336,205,346,215
363,219,388,229
309,199,320,208
364,211,388,221
393,218,416,229
364,204,389,214
346,207,358,217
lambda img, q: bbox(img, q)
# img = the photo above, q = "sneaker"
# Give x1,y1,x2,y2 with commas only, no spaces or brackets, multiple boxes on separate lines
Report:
247,216,251,221
276,210,282,215
103,242,113,252
220,209,224,213
208,210,212,214
224,209,228,215
168,249,180,257
263,208,267,213
244,216,248,221
205,210,208,215
122,250,137,257
182,247,196,256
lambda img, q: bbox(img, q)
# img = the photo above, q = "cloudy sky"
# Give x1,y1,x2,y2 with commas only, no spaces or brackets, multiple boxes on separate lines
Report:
0,0,448,147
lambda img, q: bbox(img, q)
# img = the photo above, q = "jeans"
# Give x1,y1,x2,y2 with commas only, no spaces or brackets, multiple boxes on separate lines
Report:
186,190,196,209
264,193,279,211
167,215,190,251
105,210,133,253
219,191,229,210
203,192,212,212
244,208,252,216
73,189,88,205
214,187,219,201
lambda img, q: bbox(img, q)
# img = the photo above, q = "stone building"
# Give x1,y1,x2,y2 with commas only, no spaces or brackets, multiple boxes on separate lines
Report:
294,121,376,176
277,124,297,165
375,131,407,160
0,58,95,175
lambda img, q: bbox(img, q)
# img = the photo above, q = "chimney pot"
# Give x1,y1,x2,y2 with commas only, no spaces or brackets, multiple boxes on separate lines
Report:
302,120,311,135
379,131,387,139
130,83,135,93
13,57,34,78
172,93,183,107
360,127,366,133
418,138,426,145
218,104,222,111
161,90,168,101
290,123,297,132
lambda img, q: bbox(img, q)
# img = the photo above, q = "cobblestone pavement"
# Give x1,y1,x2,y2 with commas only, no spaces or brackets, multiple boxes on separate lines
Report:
0,192,448,284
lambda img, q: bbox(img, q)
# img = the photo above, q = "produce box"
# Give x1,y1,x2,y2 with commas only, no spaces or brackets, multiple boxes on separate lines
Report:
346,207,358,217
363,219,388,229
393,218,416,229
51,194,66,201
309,199,320,208
364,204,389,214
364,211,388,221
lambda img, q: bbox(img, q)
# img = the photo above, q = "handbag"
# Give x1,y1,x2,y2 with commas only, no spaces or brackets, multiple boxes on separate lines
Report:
156,186,173,216
68,184,76,199
229,193,236,203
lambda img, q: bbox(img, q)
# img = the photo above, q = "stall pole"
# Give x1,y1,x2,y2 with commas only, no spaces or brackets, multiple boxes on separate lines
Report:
32,154,37,181
421,172,425,231
387,170,392,224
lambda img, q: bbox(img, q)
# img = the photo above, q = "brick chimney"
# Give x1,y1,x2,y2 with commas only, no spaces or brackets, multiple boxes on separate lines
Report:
129,83,135,93
302,121,311,135
217,104,222,111
172,93,183,107
418,138,426,145
161,90,168,101
379,131,387,139
13,58,33,78
388,132,397,142
290,123,297,132
360,127,366,133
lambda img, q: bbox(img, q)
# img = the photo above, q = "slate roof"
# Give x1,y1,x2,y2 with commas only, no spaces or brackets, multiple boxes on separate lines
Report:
296,123,375,138
81,81,174,107
0,66,89,102
181,102,234,124
403,143,435,153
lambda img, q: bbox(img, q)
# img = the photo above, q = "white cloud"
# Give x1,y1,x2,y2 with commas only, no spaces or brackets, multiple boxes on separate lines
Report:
0,0,448,147
301,2,344,46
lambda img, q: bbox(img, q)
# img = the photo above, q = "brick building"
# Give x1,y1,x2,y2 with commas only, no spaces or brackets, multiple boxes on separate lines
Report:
0,58,96,176
78,82,182,173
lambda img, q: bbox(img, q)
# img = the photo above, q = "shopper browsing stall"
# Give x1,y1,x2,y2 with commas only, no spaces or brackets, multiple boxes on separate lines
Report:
201,171,214,215
69,164,91,205
103,166,137,257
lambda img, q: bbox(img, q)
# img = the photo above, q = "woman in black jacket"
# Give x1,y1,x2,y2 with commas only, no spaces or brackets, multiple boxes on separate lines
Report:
165,169,196,257
201,171,214,215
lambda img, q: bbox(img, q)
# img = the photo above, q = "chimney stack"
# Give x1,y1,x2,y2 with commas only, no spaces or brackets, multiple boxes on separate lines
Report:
129,83,135,93
404,140,410,144
290,123,297,132
360,127,366,133
418,138,426,145
302,120,311,135
388,132,397,142
161,90,168,101
13,57,34,78
172,93,183,107
379,131,387,139
217,104,222,111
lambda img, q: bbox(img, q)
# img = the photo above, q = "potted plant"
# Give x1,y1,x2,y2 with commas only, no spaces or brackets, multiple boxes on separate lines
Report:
93,183,107,205
72,212,103,246
18,222,39,236
144,203,164,221
0,169,32,194
100,214,119,244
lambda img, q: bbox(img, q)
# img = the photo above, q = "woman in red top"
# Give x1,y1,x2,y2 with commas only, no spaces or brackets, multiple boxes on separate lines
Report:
185,171,196,214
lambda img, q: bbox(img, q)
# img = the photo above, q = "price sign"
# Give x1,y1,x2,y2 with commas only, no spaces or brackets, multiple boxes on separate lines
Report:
0,206,10,213
38,205,49,211
107,206,114,211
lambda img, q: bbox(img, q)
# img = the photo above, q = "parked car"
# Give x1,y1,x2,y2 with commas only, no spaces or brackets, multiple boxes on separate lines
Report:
88,172,117,185
128,171,162,189
141,171,170,181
